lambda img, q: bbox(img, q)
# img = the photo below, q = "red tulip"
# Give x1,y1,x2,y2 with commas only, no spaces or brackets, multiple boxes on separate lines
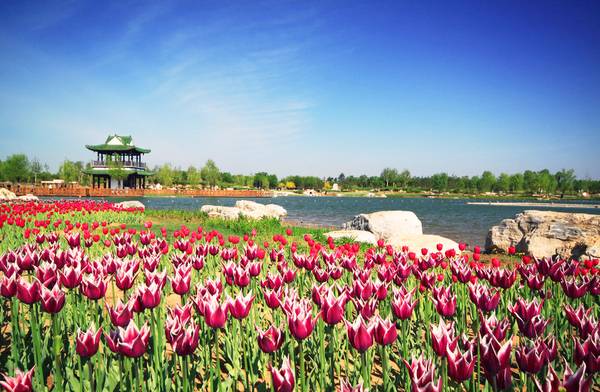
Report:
0,272,18,298
373,315,397,346
79,274,108,300
479,332,512,376
106,299,134,327
515,342,546,374
172,319,200,356
40,283,65,314
139,282,162,309
320,287,347,325
270,356,295,392
227,291,254,320
345,314,374,352
105,319,150,357
257,325,284,354
59,264,82,289
170,263,192,296
403,355,442,392
432,286,456,317
0,367,34,392
76,324,102,358
430,319,457,357
16,278,40,305
446,345,475,382
468,282,501,312
391,286,417,320
285,299,318,340
203,295,229,329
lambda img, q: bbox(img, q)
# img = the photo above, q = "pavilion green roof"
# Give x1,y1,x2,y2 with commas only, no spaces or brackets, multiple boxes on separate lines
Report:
86,135,151,154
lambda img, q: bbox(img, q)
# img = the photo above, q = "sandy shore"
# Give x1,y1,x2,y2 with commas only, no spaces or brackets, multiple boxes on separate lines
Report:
467,201,600,209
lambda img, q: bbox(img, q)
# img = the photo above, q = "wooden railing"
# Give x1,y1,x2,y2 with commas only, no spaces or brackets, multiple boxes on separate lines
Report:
11,185,272,198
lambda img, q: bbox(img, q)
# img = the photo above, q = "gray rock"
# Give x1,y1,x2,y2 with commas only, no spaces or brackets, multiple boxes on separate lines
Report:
114,200,145,210
485,210,600,259
343,210,422,239
201,200,287,220
324,230,378,244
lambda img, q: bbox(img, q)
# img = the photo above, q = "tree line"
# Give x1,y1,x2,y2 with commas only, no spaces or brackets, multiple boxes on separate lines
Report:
1,153,600,195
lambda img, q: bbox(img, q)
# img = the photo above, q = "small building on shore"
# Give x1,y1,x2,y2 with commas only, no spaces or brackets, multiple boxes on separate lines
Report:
83,135,153,189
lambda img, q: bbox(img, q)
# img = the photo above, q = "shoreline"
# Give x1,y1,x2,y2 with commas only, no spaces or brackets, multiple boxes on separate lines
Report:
467,201,600,209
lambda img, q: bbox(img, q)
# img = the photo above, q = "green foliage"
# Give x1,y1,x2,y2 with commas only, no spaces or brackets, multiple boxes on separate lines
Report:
201,159,221,186
58,159,85,183
3,154,30,182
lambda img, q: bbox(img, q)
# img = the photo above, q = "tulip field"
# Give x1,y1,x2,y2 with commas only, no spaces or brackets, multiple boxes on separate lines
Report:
0,200,599,391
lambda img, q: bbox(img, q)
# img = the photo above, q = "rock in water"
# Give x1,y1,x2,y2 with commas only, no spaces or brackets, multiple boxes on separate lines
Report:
485,210,600,259
343,211,422,239
114,200,145,210
201,200,287,220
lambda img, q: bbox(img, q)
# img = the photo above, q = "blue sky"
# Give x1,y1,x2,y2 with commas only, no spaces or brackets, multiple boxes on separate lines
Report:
1,0,599,178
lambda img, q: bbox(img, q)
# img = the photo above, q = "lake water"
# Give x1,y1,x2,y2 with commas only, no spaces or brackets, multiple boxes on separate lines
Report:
109,196,599,248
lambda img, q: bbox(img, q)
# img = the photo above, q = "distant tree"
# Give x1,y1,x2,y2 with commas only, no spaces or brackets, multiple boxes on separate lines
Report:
253,172,271,189
555,169,576,196
155,164,174,187
30,158,43,184
201,159,221,187
496,173,511,193
509,173,524,192
380,168,399,188
268,174,278,189
538,169,557,194
187,166,201,186
3,154,30,182
285,181,296,189
398,169,411,189
58,159,84,183
431,172,449,192
479,171,496,193
523,170,540,193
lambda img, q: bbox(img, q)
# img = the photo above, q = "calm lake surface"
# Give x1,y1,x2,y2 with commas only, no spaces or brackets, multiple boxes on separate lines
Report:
102,196,600,248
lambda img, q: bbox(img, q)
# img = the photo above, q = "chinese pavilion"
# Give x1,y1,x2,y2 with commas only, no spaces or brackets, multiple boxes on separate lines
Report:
83,135,152,189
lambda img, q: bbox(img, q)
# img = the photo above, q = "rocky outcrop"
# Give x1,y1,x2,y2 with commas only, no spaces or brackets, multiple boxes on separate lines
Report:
485,210,600,259
324,230,377,245
343,210,422,240
114,200,146,210
0,188,17,200
201,200,287,220
18,194,39,201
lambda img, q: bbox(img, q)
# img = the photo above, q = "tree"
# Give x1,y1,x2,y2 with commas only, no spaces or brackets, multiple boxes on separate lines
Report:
523,170,539,193
58,160,84,183
509,173,524,192
3,154,30,182
380,168,399,188
496,173,511,193
479,171,496,193
431,173,449,192
155,164,174,187
555,168,576,197
538,169,557,194
186,166,201,186
30,158,43,184
201,159,221,187
398,170,411,189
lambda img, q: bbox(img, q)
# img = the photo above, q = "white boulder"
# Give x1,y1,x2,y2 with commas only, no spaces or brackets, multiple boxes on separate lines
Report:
324,230,377,245
0,188,17,200
343,210,423,240
114,200,145,210
201,200,287,220
18,194,39,201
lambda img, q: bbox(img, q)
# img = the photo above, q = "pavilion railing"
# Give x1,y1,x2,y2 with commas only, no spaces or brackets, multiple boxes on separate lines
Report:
91,160,148,169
